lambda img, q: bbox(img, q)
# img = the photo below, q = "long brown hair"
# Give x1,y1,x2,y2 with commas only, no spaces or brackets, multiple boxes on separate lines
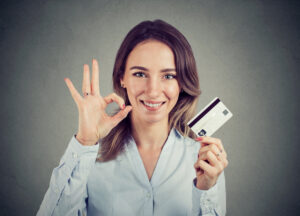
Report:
97,19,201,162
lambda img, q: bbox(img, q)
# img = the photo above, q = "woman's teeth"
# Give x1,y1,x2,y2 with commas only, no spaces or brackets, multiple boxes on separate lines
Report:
143,101,163,107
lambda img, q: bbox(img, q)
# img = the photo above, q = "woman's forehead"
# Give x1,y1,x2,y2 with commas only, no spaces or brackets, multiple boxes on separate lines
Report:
125,40,175,70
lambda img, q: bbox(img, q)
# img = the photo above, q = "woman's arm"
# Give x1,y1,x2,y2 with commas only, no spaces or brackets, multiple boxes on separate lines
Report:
192,136,228,215
37,58,131,215
191,171,226,216
36,135,99,216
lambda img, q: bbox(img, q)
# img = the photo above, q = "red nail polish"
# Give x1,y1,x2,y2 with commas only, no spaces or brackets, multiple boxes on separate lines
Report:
122,104,125,109
196,137,203,141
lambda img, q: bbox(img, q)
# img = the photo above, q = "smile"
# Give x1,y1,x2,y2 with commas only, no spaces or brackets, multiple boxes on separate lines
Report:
140,100,165,110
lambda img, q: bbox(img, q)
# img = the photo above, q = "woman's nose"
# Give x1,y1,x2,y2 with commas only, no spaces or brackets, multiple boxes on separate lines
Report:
145,78,162,98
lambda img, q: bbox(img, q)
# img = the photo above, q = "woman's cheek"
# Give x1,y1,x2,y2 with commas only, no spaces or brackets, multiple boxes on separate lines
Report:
130,82,145,95
166,83,180,98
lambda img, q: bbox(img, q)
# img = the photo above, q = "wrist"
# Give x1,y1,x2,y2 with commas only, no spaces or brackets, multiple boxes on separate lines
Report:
75,134,98,146
195,178,216,190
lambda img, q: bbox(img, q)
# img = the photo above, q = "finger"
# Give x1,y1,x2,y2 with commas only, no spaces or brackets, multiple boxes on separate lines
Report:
82,64,91,96
199,147,228,170
103,93,125,109
110,106,132,127
197,160,218,178
223,158,229,169
193,162,204,175
207,151,224,173
197,137,227,157
196,137,211,148
198,136,223,149
194,158,216,177
211,145,224,161
214,147,228,168
199,144,221,157
199,150,220,167
64,78,83,105
91,59,100,96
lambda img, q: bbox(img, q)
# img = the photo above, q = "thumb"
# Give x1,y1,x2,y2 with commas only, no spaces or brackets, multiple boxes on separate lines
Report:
111,105,132,127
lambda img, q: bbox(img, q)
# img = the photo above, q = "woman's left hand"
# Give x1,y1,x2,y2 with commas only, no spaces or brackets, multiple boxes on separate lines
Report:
194,136,228,190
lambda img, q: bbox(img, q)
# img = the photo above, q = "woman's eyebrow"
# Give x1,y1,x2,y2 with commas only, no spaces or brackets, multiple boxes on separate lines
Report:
129,66,176,72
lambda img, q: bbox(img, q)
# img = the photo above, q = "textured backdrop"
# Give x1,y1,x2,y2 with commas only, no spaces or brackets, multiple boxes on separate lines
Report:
0,0,299,215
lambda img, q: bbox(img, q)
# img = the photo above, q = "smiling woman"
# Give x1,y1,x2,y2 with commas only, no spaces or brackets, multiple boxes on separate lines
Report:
103,20,202,162
37,19,228,216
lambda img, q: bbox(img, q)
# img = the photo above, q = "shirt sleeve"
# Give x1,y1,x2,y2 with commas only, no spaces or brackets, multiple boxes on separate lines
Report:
191,171,226,216
36,135,100,216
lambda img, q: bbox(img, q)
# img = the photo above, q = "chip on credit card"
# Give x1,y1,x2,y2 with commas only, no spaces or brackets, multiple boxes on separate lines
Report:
187,97,233,137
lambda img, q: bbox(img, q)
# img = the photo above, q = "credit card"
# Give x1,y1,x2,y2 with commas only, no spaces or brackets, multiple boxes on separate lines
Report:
187,97,233,137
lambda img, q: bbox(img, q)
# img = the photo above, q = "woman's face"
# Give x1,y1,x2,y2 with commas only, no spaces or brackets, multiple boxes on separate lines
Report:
121,40,180,124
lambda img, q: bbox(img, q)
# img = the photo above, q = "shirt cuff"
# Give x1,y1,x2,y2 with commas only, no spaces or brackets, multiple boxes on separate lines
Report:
69,134,100,155
192,178,219,215
192,177,218,200
59,134,100,169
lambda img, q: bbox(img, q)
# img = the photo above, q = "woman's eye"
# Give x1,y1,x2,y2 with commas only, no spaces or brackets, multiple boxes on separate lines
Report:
133,72,146,77
164,74,177,79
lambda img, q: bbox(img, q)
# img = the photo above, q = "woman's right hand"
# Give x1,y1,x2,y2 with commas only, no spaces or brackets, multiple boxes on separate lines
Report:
64,59,132,146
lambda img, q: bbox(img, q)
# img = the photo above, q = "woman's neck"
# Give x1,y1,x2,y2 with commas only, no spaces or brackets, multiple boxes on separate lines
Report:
130,117,170,151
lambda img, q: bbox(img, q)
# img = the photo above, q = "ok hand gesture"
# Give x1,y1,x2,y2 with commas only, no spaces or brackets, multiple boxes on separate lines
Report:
64,59,132,146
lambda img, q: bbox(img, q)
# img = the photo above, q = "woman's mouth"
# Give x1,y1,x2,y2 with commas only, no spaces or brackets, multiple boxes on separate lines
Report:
140,100,165,111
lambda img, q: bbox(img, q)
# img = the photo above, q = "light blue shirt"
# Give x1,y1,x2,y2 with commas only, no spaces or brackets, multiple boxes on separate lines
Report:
37,128,226,216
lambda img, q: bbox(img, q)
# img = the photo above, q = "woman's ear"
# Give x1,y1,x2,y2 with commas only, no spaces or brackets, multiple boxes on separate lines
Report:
120,80,125,88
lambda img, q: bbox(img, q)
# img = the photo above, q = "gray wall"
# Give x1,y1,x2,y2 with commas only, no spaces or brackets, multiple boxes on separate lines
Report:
1,0,299,215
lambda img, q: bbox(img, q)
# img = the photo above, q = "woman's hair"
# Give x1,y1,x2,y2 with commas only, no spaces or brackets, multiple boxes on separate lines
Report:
97,19,201,162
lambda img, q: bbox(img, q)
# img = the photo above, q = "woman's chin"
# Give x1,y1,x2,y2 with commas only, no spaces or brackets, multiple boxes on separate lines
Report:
143,114,169,125
134,113,167,125
129,106,169,125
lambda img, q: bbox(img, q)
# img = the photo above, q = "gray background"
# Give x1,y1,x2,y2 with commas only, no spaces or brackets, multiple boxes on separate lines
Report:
0,0,299,215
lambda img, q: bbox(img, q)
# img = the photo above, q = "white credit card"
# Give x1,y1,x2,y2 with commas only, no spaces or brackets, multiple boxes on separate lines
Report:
187,97,233,137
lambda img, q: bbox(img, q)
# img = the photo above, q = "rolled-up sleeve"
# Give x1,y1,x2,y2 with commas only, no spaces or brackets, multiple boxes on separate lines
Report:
37,135,99,216
191,172,226,216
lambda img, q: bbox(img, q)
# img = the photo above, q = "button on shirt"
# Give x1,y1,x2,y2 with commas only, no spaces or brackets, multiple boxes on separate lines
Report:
37,128,226,216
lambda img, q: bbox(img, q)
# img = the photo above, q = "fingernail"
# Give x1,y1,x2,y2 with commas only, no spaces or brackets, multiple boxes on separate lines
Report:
122,104,125,109
196,137,203,141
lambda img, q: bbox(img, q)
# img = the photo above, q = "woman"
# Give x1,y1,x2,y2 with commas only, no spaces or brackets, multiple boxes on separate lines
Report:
37,19,228,216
